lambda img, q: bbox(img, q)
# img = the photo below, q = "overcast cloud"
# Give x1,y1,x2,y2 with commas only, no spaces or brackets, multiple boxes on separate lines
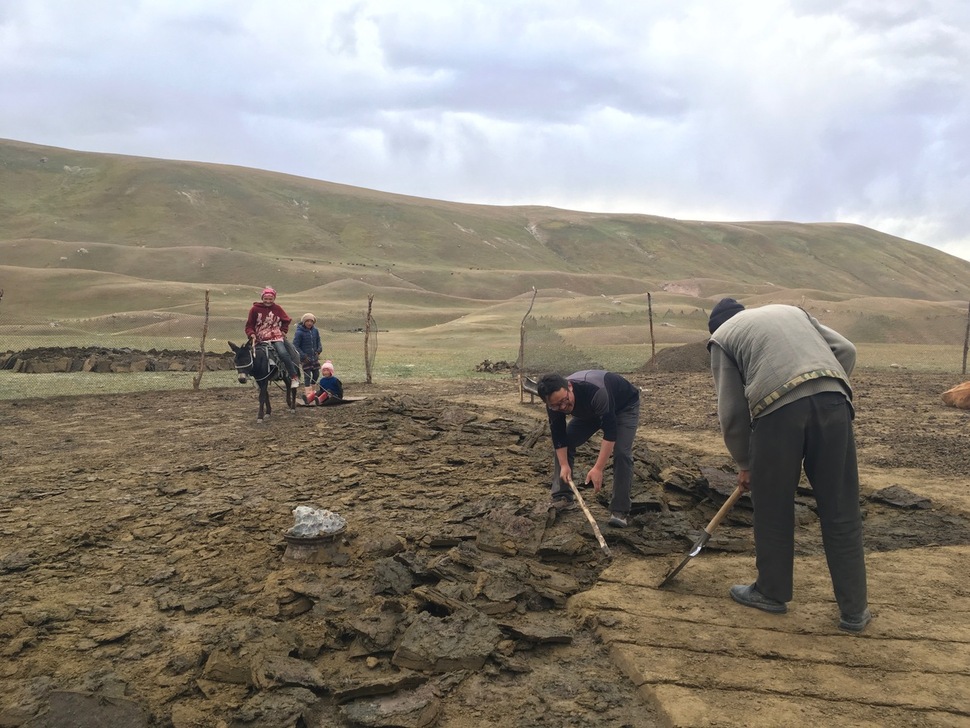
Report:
2,0,969,261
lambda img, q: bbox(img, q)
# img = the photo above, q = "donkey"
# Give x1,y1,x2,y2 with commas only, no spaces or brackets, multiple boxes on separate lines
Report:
229,340,297,423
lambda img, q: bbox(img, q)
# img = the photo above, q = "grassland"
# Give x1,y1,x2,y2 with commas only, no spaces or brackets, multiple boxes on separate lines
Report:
2,137,970,402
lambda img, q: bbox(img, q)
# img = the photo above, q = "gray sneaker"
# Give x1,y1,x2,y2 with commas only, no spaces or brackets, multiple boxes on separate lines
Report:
729,583,788,614
839,608,872,633
608,512,628,528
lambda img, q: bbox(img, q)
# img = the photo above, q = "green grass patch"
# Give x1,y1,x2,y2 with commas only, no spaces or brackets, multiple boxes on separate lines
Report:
855,343,968,373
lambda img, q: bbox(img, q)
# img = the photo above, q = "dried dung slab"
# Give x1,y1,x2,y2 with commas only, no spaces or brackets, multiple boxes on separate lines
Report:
22,691,149,728
870,485,932,510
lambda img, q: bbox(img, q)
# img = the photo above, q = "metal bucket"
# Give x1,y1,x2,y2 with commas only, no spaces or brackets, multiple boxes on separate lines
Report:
281,526,349,564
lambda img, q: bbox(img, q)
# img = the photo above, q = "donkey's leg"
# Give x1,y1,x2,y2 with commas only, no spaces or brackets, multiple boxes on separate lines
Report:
257,385,270,423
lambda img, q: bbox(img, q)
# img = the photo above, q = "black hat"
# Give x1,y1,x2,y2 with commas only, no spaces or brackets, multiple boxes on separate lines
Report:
708,298,745,334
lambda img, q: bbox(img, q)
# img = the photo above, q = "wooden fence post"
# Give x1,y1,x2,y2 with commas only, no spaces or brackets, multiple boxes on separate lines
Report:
962,300,969,376
647,292,655,362
192,290,210,390
364,294,375,384
517,287,537,402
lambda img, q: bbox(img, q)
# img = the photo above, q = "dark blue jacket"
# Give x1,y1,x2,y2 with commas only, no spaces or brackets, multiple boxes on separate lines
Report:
317,375,343,399
292,324,322,362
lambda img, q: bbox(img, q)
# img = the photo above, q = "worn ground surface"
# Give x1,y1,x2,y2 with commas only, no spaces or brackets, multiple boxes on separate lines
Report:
0,363,969,727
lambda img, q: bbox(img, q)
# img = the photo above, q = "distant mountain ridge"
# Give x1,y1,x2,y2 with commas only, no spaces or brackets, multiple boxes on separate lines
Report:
2,138,969,356
3,138,969,300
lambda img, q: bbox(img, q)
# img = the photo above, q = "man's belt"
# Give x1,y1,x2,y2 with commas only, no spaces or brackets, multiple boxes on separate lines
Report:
750,369,847,417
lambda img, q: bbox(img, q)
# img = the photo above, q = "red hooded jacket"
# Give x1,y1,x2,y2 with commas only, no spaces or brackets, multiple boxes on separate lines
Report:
245,301,292,343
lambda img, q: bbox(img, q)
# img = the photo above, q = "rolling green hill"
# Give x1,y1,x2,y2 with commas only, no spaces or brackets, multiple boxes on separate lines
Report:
2,137,969,374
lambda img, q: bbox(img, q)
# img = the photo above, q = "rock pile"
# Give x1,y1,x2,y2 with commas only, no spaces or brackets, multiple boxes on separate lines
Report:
0,386,745,727
0,346,234,374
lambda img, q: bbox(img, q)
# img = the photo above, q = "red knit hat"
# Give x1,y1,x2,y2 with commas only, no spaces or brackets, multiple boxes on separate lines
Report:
261,287,277,298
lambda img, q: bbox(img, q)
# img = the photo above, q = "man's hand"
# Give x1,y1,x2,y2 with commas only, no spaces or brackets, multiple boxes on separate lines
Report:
585,466,604,493
737,469,751,493
559,464,573,486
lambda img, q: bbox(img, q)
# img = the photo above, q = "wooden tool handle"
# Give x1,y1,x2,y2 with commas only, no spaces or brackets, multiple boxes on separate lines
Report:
567,479,612,558
706,485,743,533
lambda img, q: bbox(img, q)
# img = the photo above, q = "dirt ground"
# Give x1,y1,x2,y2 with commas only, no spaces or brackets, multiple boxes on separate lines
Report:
0,363,968,727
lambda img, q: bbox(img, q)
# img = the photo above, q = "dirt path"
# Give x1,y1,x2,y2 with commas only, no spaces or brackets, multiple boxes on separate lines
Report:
0,368,968,727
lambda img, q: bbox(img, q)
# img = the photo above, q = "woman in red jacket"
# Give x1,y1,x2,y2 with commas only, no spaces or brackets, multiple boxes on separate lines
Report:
244,287,301,389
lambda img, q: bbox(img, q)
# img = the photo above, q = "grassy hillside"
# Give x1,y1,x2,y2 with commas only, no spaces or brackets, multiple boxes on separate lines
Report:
2,138,970,376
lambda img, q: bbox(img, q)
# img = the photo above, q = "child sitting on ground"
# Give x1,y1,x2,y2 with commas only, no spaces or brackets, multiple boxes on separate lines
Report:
306,360,343,405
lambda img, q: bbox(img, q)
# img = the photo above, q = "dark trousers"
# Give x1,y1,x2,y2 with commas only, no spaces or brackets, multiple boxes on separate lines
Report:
302,362,320,387
749,392,868,616
550,400,640,514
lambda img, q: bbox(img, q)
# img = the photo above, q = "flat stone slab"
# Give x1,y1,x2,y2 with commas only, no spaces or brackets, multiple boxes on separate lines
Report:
568,545,970,727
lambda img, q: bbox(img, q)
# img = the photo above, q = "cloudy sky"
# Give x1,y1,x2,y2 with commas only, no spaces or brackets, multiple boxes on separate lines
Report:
2,1,969,261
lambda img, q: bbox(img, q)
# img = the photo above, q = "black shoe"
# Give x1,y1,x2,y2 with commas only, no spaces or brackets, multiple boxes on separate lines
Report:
729,583,788,614
839,608,871,633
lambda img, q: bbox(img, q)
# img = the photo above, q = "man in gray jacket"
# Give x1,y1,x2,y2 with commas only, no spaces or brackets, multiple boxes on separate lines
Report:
708,299,870,633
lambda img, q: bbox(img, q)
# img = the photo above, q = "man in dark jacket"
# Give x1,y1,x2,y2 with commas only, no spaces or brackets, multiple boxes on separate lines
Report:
708,298,870,633
537,370,640,528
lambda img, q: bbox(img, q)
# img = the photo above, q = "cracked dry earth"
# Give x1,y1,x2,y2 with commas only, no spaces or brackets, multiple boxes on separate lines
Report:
0,367,969,727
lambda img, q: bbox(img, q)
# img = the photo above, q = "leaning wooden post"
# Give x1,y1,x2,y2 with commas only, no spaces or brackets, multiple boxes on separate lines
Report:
517,286,537,402
364,294,375,384
962,300,969,376
647,292,656,361
192,289,210,391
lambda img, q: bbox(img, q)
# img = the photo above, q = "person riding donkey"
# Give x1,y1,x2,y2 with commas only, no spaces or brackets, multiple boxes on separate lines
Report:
293,312,323,402
244,287,302,389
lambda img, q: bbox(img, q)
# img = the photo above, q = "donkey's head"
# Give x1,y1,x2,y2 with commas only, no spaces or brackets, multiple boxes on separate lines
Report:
228,341,254,384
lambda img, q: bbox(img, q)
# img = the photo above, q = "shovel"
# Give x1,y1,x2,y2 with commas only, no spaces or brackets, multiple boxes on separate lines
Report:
566,479,612,559
658,485,743,587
